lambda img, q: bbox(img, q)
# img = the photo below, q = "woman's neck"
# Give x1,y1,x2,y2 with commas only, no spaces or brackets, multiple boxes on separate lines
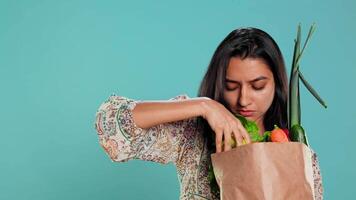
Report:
254,117,265,136
259,127,266,136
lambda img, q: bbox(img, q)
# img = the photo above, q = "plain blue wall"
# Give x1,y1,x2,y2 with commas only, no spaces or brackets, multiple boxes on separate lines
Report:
1,0,355,199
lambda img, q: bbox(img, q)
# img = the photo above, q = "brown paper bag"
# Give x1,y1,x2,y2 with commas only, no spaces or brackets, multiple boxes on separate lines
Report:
211,142,315,200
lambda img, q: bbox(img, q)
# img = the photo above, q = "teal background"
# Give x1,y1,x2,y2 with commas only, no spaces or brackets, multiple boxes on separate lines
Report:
0,0,354,199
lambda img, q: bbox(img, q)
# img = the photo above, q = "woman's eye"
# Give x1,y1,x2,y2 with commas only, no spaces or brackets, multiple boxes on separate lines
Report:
225,84,239,91
253,86,265,90
225,83,264,91
226,87,236,91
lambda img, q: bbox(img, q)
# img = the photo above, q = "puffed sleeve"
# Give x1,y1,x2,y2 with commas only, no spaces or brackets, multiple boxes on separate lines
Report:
310,149,324,200
94,93,196,165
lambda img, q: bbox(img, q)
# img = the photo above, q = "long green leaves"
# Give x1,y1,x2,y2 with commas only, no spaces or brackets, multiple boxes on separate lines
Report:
296,23,317,65
299,70,328,108
288,23,327,130
289,24,302,128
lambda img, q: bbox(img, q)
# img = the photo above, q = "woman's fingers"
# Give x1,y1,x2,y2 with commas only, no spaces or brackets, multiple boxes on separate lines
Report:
223,128,232,152
215,129,223,153
234,131,244,146
214,114,253,153
239,124,251,144
231,123,251,146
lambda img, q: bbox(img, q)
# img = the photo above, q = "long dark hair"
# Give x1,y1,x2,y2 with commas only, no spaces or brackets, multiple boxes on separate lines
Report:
196,27,288,197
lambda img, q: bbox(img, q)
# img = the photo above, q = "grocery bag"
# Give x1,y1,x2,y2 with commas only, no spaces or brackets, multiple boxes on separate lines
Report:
211,142,315,200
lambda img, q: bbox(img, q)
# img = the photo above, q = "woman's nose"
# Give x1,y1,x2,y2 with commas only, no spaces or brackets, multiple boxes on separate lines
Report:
238,86,251,107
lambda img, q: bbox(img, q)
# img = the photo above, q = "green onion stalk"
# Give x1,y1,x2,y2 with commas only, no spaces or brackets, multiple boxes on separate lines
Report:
288,23,328,146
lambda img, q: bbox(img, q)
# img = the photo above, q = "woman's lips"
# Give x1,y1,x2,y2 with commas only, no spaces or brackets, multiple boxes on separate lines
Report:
238,110,255,117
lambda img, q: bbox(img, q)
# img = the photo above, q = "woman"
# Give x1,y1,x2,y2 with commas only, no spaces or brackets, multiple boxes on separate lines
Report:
94,27,323,200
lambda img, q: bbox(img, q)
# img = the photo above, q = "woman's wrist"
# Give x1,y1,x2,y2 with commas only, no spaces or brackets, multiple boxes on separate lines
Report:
197,97,212,119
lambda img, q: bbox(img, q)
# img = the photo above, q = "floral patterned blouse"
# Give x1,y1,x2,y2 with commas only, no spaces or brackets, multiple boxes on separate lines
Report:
94,93,324,200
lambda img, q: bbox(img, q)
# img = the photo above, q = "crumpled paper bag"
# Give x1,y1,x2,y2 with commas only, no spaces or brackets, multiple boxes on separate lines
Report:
211,142,315,200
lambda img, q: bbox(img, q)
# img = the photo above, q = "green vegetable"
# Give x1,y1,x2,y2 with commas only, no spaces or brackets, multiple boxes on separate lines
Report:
234,114,264,142
262,131,272,142
290,124,309,146
233,114,273,143
288,23,327,146
207,163,219,193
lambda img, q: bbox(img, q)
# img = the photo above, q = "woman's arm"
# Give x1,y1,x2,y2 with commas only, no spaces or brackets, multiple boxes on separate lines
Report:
132,96,209,129
94,94,209,164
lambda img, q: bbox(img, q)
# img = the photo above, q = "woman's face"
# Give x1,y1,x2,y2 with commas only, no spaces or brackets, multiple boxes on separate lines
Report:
223,56,275,130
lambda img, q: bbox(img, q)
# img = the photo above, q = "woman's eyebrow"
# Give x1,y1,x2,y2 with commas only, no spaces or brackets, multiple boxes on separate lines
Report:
225,76,268,83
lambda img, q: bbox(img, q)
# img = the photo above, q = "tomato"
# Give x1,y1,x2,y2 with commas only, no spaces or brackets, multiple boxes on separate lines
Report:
270,125,289,142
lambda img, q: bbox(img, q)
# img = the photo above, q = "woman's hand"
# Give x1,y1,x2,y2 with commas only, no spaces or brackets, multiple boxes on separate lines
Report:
200,98,251,153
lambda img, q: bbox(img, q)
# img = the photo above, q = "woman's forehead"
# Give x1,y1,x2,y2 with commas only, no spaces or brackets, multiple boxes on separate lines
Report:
226,57,273,81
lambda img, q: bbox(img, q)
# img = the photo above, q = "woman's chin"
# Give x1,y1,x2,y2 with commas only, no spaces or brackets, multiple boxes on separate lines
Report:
245,116,255,121
240,114,254,120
